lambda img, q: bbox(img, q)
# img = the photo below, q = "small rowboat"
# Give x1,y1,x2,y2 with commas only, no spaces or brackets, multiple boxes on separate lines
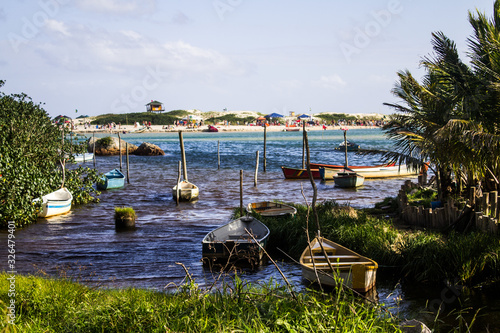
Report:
246,201,297,217
202,215,270,266
97,168,125,190
300,236,378,292
172,180,199,201
73,153,94,163
333,170,365,188
35,187,73,218
317,164,417,180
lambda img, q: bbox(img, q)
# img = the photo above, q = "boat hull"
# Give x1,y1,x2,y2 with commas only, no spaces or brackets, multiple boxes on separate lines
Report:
333,172,365,188
73,153,94,163
246,201,297,217
300,237,378,292
172,180,199,201
317,164,418,180
281,166,321,179
202,216,270,266
97,168,125,190
37,187,73,218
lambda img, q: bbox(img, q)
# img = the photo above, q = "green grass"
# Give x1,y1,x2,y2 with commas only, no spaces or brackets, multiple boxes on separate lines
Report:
0,273,402,332
114,206,136,219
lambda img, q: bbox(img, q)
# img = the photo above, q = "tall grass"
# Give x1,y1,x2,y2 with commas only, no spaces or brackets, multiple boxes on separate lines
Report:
241,200,500,286
0,273,401,332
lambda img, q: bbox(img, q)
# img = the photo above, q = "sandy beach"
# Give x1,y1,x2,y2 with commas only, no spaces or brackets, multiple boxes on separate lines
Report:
71,122,381,134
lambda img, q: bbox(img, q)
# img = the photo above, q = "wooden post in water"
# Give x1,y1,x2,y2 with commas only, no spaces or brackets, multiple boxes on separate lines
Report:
93,131,96,169
263,125,267,172
118,132,122,171
254,151,259,187
217,140,220,170
343,129,348,169
176,161,181,205
179,131,188,181
126,142,130,184
302,121,306,169
240,170,244,216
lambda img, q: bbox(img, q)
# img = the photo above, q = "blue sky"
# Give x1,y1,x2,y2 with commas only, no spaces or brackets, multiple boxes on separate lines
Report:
0,0,495,119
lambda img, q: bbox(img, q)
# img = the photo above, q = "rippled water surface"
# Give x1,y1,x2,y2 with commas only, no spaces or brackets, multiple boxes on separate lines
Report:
2,128,498,331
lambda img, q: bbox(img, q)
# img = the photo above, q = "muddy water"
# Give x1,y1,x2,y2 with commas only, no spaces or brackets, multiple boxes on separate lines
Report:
2,128,498,331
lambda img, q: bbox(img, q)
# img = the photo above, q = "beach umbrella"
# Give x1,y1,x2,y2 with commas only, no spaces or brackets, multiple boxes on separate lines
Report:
298,114,310,119
257,116,266,120
265,113,284,118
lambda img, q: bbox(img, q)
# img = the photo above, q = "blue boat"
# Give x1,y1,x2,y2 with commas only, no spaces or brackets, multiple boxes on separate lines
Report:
97,168,125,190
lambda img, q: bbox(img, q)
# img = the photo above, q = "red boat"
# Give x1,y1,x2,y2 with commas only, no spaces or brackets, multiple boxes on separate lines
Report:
281,166,321,179
208,125,219,132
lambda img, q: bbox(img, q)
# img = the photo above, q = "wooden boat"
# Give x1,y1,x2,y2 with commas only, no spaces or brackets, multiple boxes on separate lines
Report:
284,125,300,132
202,215,270,266
97,168,125,190
300,236,378,292
281,166,321,179
73,153,94,163
246,201,297,217
172,180,199,201
317,164,417,180
333,170,365,188
35,187,73,218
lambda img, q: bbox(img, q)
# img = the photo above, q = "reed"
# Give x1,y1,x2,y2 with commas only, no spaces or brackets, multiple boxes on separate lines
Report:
0,273,402,332
241,200,500,286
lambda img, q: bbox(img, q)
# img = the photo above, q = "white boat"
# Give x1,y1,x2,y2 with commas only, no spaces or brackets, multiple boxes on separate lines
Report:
35,187,73,218
73,153,94,163
172,180,199,201
317,164,418,179
246,201,297,217
300,236,378,292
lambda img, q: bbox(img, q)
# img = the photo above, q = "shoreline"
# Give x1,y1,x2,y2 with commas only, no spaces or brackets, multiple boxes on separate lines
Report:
71,123,382,134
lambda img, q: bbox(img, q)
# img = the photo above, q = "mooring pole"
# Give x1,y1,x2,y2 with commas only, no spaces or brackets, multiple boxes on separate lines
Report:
263,125,267,172
118,132,122,171
302,121,306,169
240,170,244,216
93,132,96,169
254,151,259,187
126,142,130,184
179,131,188,181
217,140,220,170
176,161,181,205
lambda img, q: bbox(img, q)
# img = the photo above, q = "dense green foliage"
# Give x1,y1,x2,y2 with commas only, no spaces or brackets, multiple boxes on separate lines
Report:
315,113,358,123
242,200,500,286
0,273,403,332
204,113,258,125
0,81,101,228
380,1,500,201
114,206,136,219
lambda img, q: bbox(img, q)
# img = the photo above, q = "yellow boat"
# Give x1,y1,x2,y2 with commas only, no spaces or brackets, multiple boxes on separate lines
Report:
299,236,378,292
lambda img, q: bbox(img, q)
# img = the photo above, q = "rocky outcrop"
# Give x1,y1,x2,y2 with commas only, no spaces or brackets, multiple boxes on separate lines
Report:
87,137,138,156
134,142,165,156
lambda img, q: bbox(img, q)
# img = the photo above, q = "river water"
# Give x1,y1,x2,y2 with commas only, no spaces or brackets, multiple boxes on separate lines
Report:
2,128,499,331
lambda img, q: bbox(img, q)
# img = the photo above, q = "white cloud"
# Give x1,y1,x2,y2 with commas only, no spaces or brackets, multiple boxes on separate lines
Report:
76,0,156,15
45,20,71,37
313,75,346,90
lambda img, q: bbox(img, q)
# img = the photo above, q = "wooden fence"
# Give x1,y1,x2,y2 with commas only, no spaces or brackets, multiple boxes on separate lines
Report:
397,180,498,235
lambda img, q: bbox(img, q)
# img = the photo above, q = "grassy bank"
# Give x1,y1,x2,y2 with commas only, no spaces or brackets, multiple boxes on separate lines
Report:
0,273,401,332
242,200,500,287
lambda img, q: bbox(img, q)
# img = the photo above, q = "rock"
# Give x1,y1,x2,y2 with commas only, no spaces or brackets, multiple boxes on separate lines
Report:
134,142,165,156
87,137,138,156
400,320,431,333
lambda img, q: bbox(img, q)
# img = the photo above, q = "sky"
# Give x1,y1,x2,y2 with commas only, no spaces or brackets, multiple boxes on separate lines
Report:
0,0,495,119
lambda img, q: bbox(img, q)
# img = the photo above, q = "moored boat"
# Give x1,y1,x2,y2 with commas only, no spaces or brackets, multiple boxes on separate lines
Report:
246,201,297,217
97,168,125,190
333,170,365,188
317,164,417,180
202,215,270,266
35,187,73,218
281,166,321,179
300,236,378,292
335,140,360,151
73,153,94,163
172,180,199,201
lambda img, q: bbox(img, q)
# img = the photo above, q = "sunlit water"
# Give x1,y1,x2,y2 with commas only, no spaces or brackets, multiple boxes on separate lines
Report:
1,128,499,331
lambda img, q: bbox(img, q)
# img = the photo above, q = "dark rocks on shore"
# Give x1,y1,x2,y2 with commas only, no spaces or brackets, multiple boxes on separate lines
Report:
87,137,164,156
